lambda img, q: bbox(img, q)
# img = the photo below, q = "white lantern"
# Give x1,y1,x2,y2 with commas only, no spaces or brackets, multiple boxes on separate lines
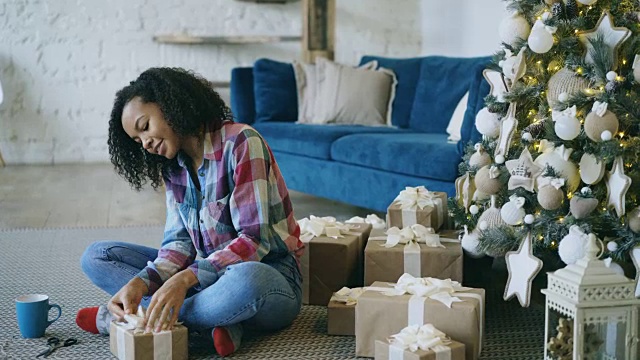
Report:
542,234,640,360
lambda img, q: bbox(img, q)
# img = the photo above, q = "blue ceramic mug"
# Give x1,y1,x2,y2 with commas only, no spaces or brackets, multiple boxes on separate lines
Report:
15,294,61,338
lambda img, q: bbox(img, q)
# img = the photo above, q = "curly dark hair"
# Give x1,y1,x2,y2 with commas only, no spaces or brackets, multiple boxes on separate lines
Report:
108,67,232,191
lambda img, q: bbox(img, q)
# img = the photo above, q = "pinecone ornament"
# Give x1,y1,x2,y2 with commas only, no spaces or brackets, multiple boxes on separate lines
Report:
605,81,618,93
564,0,578,19
524,120,547,139
552,2,565,20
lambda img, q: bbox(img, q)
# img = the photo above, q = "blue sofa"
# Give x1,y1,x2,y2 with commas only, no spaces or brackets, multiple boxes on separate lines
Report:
230,55,491,212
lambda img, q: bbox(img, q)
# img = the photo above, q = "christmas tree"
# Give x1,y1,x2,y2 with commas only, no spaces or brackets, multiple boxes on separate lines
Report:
450,0,640,298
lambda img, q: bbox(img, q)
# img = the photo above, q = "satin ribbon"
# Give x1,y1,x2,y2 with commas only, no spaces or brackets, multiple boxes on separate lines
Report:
552,105,577,123
114,307,174,360
394,186,438,210
592,101,608,117
298,215,358,242
538,176,565,190
346,214,386,230
532,18,557,34
331,287,367,306
387,324,452,360
489,166,500,179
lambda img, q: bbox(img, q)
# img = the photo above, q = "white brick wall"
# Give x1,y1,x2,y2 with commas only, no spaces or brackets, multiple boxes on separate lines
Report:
0,0,502,164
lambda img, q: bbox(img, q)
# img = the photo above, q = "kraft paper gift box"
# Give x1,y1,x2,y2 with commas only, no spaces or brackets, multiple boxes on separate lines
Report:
355,275,485,359
387,186,448,231
298,216,372,305
327,287,367,336
110,321,188,360
374,323,465,360
364,228,462,286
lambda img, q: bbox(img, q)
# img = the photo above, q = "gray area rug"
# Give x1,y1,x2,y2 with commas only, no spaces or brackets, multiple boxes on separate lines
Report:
0,226,545,359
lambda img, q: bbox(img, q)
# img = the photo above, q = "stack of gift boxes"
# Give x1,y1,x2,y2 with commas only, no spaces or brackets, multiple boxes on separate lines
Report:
311,186,485,360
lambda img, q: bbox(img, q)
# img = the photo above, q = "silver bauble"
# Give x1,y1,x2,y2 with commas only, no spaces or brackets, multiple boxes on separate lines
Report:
498,13,531,46
475,107,501,138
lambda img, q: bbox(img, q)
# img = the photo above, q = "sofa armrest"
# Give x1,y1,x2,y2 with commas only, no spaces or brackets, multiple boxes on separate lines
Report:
230,67,256,124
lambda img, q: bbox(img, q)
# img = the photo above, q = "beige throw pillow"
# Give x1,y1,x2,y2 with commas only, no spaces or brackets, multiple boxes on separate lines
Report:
293,61,319,124
446,91,469,143
314,58,396,126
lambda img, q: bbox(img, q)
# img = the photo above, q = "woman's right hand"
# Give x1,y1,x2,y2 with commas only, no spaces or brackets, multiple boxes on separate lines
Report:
107,277,148,321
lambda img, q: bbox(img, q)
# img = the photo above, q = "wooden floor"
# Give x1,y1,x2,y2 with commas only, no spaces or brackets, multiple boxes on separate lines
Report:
0,164,377,229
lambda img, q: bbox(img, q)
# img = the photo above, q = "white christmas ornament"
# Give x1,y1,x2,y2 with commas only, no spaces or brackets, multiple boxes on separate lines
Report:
505,148,543,192
524,214,535,224
499,12,531,46
578,12,631,70
601,130,612,141
455,172,476,213
502,48,527,83
604,257,625,276
479,221,489,231
606,241,619,252
632,246,640,297
558,225,590,265
483,70,509,102
633,55,640,83
475,107,502,138
504,232,543,307
477,196,506,230
469,204,479,215
495,103,518,160
606,71,618,82
501,195,526,225
552,105,581,140
577,0,597,4
534,141,580,192
522,132,533,142
495,155,505,164
528,19,556,54
606,157,632,217
579,153,605,185
461,226,483,258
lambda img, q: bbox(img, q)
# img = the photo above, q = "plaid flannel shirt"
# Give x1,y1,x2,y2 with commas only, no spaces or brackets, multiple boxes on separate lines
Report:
136,120,303,294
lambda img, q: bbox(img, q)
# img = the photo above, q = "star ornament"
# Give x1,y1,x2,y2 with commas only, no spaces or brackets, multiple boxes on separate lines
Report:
504,232,543,307
605,157,632,217
577,11,631,71
483,69,509,102
506,148,543,192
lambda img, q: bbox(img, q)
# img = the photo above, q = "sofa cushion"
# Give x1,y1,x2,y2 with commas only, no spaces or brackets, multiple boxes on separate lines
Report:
330,133,461,182
253,58,298,123
253,122,410,160
409,57,489,134
230,67,256,124
359,56,424,129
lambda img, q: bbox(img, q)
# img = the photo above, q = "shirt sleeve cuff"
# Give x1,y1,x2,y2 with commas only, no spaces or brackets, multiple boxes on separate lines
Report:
136,266,162,296
187,259,220,290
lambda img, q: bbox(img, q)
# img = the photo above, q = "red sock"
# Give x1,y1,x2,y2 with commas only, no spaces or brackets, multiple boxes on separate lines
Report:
213,327,236,357
75,306,100,334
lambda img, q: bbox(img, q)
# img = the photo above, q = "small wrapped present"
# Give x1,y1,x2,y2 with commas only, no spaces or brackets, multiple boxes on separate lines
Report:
299,216,372,305
374,324,466,360
327,287,367,336
355,274,485,359
387,186,448,230
364,227,462,285
110,311,188,360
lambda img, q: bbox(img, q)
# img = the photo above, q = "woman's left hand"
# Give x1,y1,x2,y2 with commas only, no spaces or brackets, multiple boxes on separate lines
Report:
144,270,198,332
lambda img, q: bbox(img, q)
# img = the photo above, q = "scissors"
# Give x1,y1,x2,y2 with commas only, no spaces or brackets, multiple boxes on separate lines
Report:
36,337,78,358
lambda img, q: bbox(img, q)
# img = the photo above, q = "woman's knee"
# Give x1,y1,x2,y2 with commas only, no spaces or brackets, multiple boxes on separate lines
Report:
80,241,112,276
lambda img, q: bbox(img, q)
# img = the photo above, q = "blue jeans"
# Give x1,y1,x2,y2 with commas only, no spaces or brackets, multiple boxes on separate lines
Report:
80,241,302,332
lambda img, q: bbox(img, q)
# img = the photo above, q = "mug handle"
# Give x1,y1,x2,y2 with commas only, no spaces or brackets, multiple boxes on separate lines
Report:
47,303,62,327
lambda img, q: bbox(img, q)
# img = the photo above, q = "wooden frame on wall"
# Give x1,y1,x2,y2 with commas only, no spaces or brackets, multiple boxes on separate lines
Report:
302,0,335,63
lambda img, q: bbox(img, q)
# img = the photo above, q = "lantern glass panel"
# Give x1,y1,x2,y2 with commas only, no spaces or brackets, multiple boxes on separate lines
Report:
581,320,627,360
546,309,574,360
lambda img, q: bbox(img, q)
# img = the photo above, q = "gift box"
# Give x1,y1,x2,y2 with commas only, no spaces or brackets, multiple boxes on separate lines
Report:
364,228,462,286
374,339,465,360
355,275,485,359
110,321,188,360
387,186,448,230
299,216,372,305
327,287,366,336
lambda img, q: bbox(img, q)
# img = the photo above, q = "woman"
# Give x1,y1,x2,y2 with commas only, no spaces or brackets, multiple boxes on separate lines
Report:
76,67,303,356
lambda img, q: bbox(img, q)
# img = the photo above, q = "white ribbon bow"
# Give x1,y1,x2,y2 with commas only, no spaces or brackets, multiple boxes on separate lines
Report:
394,186,437,210
592,101,608,117
383,273,472,308
298,215,355,242
330,287,367,306
389,324,451,353
489,166,500,179
552,105,577,123
538,176,565,190
553,144,573,161
346,214,386,230
384,224,443,248
507,194,525,208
